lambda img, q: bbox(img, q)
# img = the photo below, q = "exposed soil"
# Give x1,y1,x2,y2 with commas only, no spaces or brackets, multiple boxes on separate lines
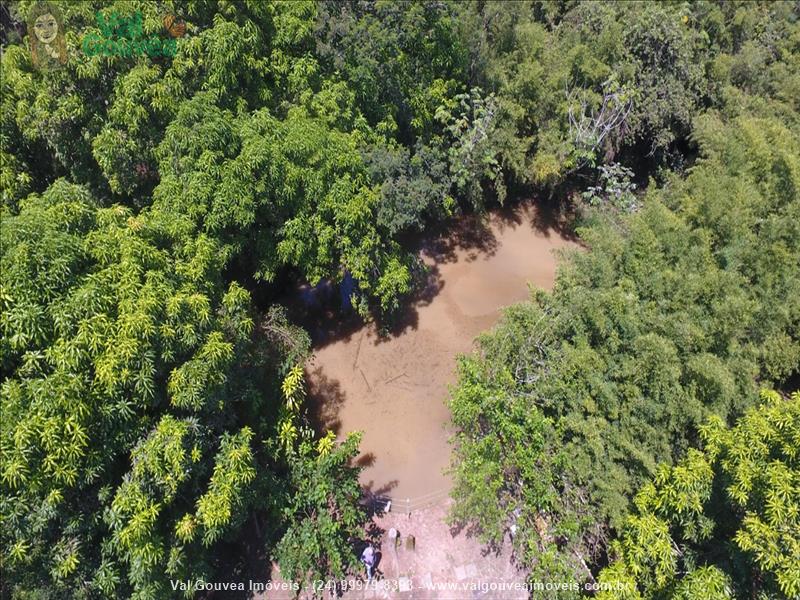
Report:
301,201,578,503
356,498,529,600
260,499,530,600
260,499,528,600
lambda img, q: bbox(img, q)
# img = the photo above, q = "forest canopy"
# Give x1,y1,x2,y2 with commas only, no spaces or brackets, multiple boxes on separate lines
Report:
446,1,800,597
1,1,799,599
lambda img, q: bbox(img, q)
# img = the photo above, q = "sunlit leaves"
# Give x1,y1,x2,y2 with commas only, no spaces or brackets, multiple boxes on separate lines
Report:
281,364,305,412
316,431,335,457
600,391,800,598
174,514,197,544
0,179,274,597
448,106,800,588
168,332,234,411
7,540,30,565
279,419,298,454
436,88,508,207
275,432,364,585
195,428,256,546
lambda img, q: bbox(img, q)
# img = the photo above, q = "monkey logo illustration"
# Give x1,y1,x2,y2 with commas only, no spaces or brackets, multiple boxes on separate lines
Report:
162,14,186,38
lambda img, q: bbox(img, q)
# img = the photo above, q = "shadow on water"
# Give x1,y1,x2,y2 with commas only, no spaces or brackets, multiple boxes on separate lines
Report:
486,196,581,243
378,198,579,340
369,262,442,340
528,198,581,242
282,277,364,350
372,206,518,340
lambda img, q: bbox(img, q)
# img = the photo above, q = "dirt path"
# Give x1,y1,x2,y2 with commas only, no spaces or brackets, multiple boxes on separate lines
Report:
260,499,529,600
306,202,577,502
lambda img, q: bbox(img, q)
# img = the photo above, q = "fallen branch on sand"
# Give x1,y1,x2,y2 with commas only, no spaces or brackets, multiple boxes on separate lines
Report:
385,372,407,384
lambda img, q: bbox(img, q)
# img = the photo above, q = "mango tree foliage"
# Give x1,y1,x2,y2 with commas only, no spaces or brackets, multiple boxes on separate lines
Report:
275,432,364,586
153,95,413,314
270,365,365,586
3,3,489,594
597,390,800,599
314,0,469,138
0,181,353,598
0,1,432,315
3,1,800,597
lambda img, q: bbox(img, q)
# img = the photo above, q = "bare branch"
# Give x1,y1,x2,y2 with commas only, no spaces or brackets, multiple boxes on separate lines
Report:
566,78,634,167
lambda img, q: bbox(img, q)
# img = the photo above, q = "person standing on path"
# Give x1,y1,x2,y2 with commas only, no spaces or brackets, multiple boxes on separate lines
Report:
361,545,376,581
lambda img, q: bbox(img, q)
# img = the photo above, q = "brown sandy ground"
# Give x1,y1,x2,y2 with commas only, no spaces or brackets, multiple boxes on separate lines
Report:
307,202,578,501
260,499,527,600
253,202,577,600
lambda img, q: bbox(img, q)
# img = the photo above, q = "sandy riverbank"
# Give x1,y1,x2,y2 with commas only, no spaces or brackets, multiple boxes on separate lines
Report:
306,201,578,501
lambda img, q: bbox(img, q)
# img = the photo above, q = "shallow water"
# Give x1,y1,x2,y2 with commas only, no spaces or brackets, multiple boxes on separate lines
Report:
303,202,578,502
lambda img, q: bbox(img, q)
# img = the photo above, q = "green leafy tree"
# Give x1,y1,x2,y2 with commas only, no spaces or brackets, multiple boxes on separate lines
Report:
4,2,800,597
0,180,363,598
597,390,800,599
448,103,800,586
275,433,364,586
363,141,454,236
436,88,513,208
314,0,469,140
271,366,365,586
581,162,639,213
1,181,264,598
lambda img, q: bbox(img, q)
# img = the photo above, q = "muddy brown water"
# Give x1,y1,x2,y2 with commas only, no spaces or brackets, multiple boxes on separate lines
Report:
295,202,578,504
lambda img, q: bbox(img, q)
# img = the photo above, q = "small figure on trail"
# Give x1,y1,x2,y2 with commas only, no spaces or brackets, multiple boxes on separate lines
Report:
361,544,376,581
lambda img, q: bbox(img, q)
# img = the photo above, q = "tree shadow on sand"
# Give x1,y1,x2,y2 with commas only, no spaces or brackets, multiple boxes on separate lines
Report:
371,262,443,340
523,196,581,242
362,479,399,499
447,518,504,559
419,211,500,265
354,452,376,469
305,365,347,436
278,197,578,352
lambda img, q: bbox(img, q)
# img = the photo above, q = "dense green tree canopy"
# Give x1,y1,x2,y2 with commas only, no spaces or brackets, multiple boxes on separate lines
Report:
2,1,799,598
448,11,800,588
0,181,306,598
597,390,800,599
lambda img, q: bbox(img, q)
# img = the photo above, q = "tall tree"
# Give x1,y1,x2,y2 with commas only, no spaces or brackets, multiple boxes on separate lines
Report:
597,390,800,599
